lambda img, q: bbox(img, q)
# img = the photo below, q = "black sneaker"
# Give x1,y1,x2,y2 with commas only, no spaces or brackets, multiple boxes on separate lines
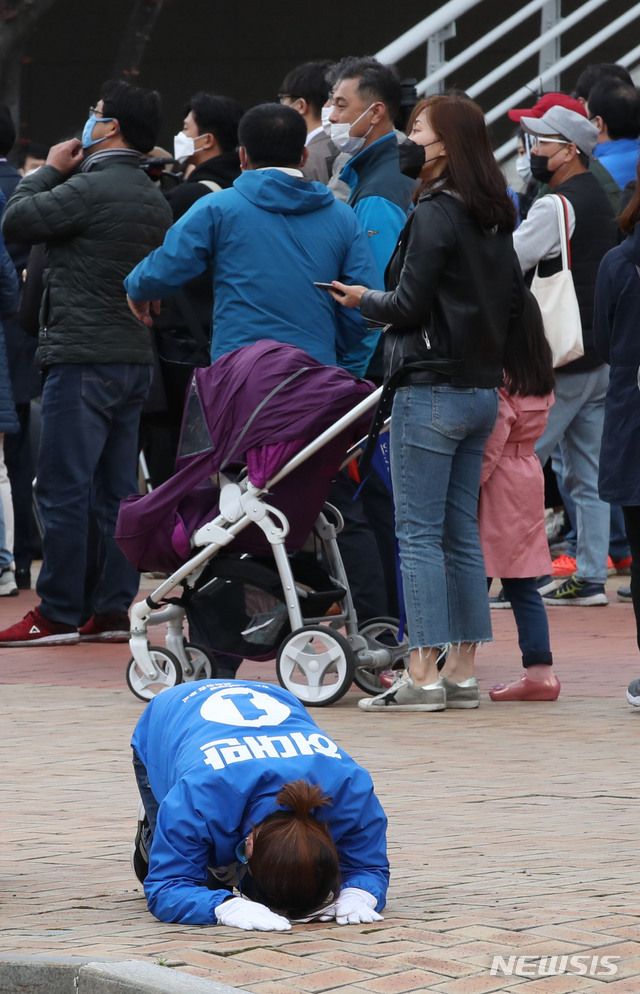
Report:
626,679,640,707
131,801,149,883
15,568,31,590
617,586,632,603
542,574,608,606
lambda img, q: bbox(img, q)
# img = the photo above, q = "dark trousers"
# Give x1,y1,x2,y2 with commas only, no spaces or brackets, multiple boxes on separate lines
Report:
36,363,151,625
622,506,640,652
328,468,399,623
494,577,553,667
132,749,159,839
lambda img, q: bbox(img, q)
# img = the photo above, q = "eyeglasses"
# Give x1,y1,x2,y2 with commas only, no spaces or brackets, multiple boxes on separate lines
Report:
278,94,300,104
533,137,571,146
88,106,105,118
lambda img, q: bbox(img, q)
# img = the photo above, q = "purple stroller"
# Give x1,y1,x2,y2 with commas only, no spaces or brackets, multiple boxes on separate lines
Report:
116,340,408,706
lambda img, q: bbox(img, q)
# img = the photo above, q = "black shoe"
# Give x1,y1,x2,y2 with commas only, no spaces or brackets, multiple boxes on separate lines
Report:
131,801,149,883
15,568,31,590
541,574,608,606
617,586,632,603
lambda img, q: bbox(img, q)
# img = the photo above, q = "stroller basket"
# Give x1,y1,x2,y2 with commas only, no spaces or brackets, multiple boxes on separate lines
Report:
183,555,346,662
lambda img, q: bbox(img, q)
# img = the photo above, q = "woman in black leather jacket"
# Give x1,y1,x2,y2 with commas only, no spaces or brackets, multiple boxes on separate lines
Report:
331,94,516,713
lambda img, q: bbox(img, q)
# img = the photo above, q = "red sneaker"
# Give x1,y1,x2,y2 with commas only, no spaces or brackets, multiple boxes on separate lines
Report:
552,554,577,576
610,556,632,576
78,611,130,643
0,608,79,646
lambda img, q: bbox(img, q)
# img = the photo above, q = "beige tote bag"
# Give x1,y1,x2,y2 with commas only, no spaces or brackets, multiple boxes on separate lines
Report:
530,194,584,368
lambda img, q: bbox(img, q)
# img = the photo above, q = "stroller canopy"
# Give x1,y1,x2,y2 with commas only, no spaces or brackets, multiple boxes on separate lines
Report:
116,340,375,573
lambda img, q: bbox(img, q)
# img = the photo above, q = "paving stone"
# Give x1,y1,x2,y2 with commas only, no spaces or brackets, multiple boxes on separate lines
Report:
2,580,640,992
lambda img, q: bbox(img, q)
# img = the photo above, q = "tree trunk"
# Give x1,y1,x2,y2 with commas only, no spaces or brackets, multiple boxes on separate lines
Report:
111,0,165,81
0,0,61,123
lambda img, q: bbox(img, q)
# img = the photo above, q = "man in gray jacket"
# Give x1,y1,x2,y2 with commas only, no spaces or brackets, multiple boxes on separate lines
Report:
0,80,172,646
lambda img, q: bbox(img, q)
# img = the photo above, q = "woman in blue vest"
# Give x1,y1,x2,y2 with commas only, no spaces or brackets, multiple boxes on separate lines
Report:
131,679,389,929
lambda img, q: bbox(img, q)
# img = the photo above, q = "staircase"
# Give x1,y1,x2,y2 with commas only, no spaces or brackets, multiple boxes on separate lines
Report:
374,0,640,162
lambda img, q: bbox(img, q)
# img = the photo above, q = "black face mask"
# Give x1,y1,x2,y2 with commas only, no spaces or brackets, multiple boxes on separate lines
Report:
398,138,427,179
529,152,554,184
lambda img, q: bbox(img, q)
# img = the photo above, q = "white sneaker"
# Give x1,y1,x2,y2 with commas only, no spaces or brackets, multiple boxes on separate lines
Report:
0,566,18,597
358,672,446,712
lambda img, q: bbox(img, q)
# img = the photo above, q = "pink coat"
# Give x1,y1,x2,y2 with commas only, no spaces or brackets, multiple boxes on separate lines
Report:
478,388,554,578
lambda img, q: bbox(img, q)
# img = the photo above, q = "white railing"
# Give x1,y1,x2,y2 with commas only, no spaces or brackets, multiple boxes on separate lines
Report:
375,0,640,162
375,0,483,66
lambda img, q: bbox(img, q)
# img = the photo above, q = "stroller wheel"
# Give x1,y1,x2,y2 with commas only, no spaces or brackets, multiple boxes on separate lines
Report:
354,617,410,696
276,625,355,707
182,642,215,681
126,646,183,701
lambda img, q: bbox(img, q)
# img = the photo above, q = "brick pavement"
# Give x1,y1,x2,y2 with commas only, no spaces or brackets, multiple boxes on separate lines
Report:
1,573,639,993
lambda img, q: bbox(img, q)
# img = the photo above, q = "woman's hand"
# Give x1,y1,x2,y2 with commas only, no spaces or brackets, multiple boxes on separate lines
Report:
334,887,384,925
329,281,368,308
215,896,291,931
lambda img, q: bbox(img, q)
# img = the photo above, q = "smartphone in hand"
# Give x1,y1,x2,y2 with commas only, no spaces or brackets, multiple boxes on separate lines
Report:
313,282,345,296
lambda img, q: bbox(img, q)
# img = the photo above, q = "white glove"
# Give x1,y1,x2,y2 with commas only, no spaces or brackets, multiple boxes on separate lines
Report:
215,896,291,931
335,887,383,925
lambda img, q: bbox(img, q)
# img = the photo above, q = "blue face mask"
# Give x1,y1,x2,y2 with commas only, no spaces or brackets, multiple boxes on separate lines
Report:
81,113,116,150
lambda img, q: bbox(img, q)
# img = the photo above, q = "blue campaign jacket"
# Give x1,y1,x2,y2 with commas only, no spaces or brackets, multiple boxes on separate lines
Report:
592,138,639,189
124,169,380,376
340,132,415,282
131,680,389,925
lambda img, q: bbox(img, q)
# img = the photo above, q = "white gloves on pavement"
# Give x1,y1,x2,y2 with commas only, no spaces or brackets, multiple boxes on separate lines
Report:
334,887,383,925
215,889,382,928
215,896,291,931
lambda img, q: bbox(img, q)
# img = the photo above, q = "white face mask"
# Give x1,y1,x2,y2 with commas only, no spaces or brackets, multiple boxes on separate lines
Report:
173,131,210,164
325,104,375,154
515,153,532,185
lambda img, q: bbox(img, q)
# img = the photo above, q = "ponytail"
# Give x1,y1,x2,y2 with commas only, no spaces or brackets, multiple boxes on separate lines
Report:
276,780,331,818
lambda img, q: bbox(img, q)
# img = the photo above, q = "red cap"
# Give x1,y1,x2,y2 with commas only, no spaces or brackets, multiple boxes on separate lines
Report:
508,92,587,122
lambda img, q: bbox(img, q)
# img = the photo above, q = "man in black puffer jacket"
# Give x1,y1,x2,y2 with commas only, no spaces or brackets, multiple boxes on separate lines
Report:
0,80,172,646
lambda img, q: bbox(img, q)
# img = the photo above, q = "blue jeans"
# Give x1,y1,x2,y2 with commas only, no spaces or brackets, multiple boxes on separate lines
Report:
500,577,552,666
551,447,629,562
390,383,498,649
536,366,610,585
132,748,158,852
36,363,152,625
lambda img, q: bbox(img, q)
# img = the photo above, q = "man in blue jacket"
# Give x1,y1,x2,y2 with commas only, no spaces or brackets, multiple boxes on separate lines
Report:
588,80,640,188
324,58,415,625
125,103,379,378
326,57,415,286
131,679,389,928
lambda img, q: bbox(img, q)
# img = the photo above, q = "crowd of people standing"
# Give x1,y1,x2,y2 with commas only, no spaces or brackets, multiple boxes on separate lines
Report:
0,55,638,710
